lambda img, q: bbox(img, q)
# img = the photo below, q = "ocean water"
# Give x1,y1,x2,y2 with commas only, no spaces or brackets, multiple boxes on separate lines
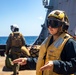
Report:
0,36,38,45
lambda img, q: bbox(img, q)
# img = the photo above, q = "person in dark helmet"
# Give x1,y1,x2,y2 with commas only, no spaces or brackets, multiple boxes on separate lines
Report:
5,24,30,75
37,10,76,75
13,10,76,75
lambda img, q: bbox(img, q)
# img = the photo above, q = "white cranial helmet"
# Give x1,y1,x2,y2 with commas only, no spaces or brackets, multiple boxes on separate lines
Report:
11,24,19,32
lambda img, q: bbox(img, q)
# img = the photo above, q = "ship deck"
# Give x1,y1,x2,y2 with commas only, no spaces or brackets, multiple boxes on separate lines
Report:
0,57,36,75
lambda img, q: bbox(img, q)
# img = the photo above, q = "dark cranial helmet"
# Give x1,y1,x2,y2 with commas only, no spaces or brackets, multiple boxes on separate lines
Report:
47,10,69,31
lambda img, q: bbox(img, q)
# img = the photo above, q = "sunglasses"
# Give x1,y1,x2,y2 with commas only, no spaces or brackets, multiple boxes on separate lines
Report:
47,20,63,28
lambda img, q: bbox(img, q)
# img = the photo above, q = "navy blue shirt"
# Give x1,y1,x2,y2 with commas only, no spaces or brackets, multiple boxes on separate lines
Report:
53,38,76,74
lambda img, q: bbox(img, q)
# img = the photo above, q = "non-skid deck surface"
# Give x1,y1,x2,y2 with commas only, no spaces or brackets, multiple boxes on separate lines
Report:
0,57,36,75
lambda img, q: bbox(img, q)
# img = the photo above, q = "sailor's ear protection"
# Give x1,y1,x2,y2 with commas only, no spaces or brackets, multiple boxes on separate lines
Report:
62,13,69,31
62,21,69,31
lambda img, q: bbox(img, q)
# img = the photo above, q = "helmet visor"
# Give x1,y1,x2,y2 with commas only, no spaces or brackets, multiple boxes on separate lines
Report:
47,20,63,28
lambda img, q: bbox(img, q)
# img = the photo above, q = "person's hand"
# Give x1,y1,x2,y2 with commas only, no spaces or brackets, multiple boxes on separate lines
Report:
27,46,32,51
40,61,53,71
13,58,27,65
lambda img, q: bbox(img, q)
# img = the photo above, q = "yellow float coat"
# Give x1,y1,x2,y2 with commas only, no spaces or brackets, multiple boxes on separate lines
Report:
36,33,73,75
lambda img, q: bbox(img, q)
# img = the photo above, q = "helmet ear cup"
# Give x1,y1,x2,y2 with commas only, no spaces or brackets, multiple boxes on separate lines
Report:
62,22,69,31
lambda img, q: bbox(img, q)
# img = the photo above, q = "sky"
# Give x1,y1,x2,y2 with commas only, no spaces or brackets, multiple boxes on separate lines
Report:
0,0,46,36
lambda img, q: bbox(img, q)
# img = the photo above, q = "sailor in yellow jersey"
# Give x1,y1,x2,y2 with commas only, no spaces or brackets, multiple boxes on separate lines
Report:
13,10,76,75
5,24,30,75
37,10,76,75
